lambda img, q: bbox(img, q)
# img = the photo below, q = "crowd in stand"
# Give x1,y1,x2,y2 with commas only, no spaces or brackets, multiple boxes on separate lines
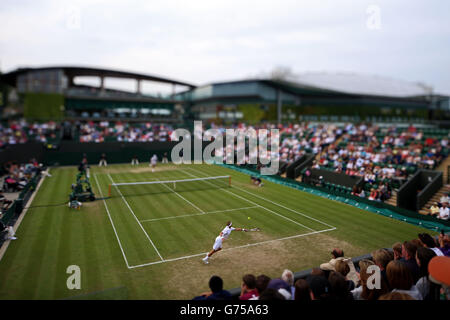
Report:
193,233,450,300
305,123,449,203
1,120,449,205
429,194,450,220
78,121,173,143
1,159,41,193
0,119,60,148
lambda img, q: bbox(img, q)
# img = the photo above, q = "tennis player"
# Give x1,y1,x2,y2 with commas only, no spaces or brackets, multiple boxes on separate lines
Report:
150,154,158,172
202,221,248,264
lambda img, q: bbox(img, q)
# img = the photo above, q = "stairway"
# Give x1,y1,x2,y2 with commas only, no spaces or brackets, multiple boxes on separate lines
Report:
385,191,397,207
418,184,450,215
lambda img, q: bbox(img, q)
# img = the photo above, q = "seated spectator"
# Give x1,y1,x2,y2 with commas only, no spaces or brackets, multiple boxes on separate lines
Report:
0,220,17,240
392,242,403,260
293,279,311,301
411,238,423,250
253,275,271,299
438,203,449,220
439,193,449,206
386,260,422,300
305,275,332,301
334,259,356,290
428,256,450,300
437,233,450,257
401,241,421,283
319,248,345,271
0,193,12,210
351,259,388,300
192,275,231,300
371,248,394,285
281,269,295,298
418,233,444,256
266,278,292,300
239,274,259,300
430,202,440,217
415,247,439,300
328,271,353,300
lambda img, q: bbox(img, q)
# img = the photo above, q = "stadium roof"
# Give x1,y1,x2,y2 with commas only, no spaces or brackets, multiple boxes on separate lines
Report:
288,72,434,98
0,65,196,88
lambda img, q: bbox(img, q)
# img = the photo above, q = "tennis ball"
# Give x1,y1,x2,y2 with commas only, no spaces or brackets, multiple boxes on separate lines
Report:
248,217,251,220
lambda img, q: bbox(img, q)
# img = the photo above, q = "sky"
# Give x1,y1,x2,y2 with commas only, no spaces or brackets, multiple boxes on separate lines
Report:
1,0,449,95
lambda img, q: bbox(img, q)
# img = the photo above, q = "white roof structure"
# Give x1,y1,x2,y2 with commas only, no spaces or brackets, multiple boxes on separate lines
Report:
294,72,433,98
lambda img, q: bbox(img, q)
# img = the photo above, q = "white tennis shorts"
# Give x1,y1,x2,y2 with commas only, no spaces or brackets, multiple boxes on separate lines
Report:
213,236,223,250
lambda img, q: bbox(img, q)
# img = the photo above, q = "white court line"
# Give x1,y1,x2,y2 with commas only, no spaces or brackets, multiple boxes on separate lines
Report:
128,227,336,269
94,174,131,269
186,166,336,230
107,173,165,261
151,177,206,214
140,206,259,223
181,168,316,232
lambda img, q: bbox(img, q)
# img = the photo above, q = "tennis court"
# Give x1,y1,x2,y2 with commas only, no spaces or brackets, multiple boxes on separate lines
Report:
94,164,336,268
0,163,432,299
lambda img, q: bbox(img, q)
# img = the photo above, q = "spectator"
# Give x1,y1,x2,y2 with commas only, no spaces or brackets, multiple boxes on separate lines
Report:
192,275,231,300
415,247,439,300
392,242,403,260
281,269,295,298
266,278,292,300
418,233,444,256
0,192,13,210
430,202,440,217
351,259,388,300
328,271,353,300
293,279,311,301
371,248,394,284
253,275,271,299
386,260,422,300
239,274,259,300
320,248,345,271
427,256,450,300
401,241,421,282
306,275,332,301
438,233,450,257
438,203,449,220
0,220,17,240
334,259,356,290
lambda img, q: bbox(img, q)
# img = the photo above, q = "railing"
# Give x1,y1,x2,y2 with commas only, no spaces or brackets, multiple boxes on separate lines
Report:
0,172,42,246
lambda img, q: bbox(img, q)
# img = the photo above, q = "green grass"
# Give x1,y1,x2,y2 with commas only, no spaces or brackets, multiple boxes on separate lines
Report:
0,163,435,299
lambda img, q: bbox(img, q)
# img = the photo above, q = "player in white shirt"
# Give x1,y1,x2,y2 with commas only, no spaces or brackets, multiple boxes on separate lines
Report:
202,221,247,264
150,154,158,172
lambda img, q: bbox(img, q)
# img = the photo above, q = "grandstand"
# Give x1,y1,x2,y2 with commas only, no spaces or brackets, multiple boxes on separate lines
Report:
174,73,450,124
0,66,195,122
0,66,449,302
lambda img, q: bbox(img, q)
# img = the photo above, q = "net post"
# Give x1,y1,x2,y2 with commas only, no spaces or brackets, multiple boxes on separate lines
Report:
108,184,111,197
229,176,231,187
